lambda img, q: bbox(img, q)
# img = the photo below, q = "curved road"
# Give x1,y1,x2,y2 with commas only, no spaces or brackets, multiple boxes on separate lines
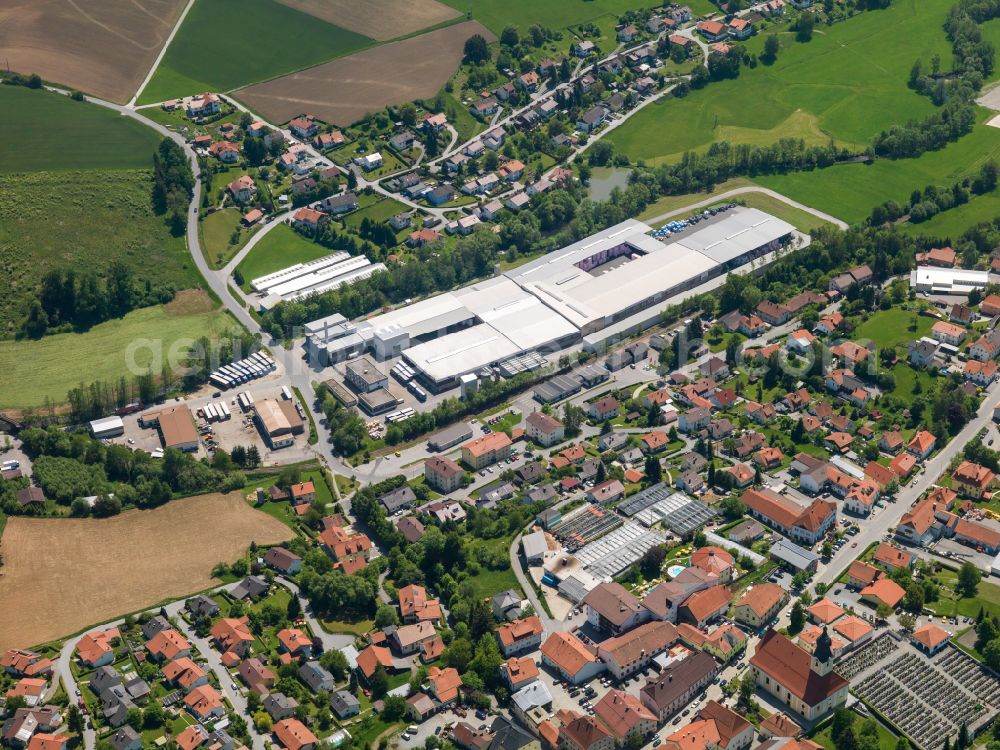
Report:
645,185,849,230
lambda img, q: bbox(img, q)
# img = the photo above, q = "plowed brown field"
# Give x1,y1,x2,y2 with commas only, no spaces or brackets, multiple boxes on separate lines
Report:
238,21,495,126
0,492,292,651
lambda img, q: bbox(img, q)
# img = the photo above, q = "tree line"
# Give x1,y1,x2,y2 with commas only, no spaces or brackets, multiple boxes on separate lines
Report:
64,329,259,423
6,425,248,518
152,137,195,236
22,262,176,339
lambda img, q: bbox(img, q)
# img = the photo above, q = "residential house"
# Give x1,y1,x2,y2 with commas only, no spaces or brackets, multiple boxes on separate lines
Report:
424,455,464,494
299,661,334,693
594,691,657,743
584,583,648,635
330,690,360,719
734,583,787,629
540,632,605,685
907,430,937,460
678,586,732,629
741,488,836,546
526,412,565,447
596,620,679,680
952,460,996,497
263,547,302,575
640,652,719,721
496,616,544,657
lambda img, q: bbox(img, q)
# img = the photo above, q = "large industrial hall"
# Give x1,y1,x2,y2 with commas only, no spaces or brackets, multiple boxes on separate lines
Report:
305,207,795,392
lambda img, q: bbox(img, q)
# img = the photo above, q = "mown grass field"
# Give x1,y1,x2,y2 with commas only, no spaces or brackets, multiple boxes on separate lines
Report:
0,169,205,336
0,87,160,172
236,224,332,287
200,207,263,269
138,0,373,104
608,0,953,164
853,307,934,349
756,112,1000,223
0,304,240,409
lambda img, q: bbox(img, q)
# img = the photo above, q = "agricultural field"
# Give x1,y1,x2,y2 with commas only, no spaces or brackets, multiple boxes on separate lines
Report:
0,296,240,409
0,168,204,336
0,87,160,172
0,0,186,103
238,21,496,126
0,492,292,652
608,0,954,164
756,113,1000,224
277,0,460,40
439,0,714,37
137,0,373,104
236,224,334,288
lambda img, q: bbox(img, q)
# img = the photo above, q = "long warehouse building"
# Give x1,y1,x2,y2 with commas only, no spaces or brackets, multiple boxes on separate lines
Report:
303,208,795,391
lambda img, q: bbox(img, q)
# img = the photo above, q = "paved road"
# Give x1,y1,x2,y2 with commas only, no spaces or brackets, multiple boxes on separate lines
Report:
816,376,1000,587
645,186,850,231
53,574,354,750
56,581,266,750
127,0,196,108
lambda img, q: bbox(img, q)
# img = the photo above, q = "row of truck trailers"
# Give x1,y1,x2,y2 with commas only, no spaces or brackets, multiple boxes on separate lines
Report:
390,361,427,403
208,352,276,390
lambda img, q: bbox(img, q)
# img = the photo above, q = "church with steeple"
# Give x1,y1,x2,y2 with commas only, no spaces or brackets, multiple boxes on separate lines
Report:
749,628,849,722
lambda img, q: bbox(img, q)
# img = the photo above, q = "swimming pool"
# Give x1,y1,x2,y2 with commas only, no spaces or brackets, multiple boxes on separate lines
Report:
667,564,686,578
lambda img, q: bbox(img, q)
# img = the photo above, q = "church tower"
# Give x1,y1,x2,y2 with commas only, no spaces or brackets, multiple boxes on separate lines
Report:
811,626,834,676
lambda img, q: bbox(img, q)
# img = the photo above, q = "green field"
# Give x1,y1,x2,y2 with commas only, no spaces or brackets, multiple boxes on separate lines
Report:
343,196,411,230
0,87,160,173
0,169,204,335
853,308,934,349
608,0,953,164
757,113,1000,223
138,0,373,104
900,189,1000,239
236,224,332,287
200,207,263,269
0,305,240,409
442,0,715,36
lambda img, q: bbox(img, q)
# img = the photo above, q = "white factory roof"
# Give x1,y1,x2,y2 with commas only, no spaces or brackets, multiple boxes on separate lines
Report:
910,266,990,293
674,208,795,263
455,276,577,350
402,324,522,384
251,252,350,293
504,218,665,288
364,292,472,341
90,415,124,433
526,243,717,329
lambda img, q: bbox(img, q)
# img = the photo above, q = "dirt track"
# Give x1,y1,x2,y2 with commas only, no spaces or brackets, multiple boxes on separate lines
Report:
238,21,496,126
0,492,292,651
0,0,186,103
277,0,460,40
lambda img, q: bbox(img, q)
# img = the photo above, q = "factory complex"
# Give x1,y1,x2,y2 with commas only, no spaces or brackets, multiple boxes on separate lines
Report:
306,208,795,393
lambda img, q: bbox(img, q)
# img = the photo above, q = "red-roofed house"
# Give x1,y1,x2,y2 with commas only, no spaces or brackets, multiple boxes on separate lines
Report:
860,578,906,610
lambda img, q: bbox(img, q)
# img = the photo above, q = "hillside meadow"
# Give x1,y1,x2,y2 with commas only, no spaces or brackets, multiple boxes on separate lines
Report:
0,303,241,410
756,112,1000,224
0,86,160,172
608,0,954,163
